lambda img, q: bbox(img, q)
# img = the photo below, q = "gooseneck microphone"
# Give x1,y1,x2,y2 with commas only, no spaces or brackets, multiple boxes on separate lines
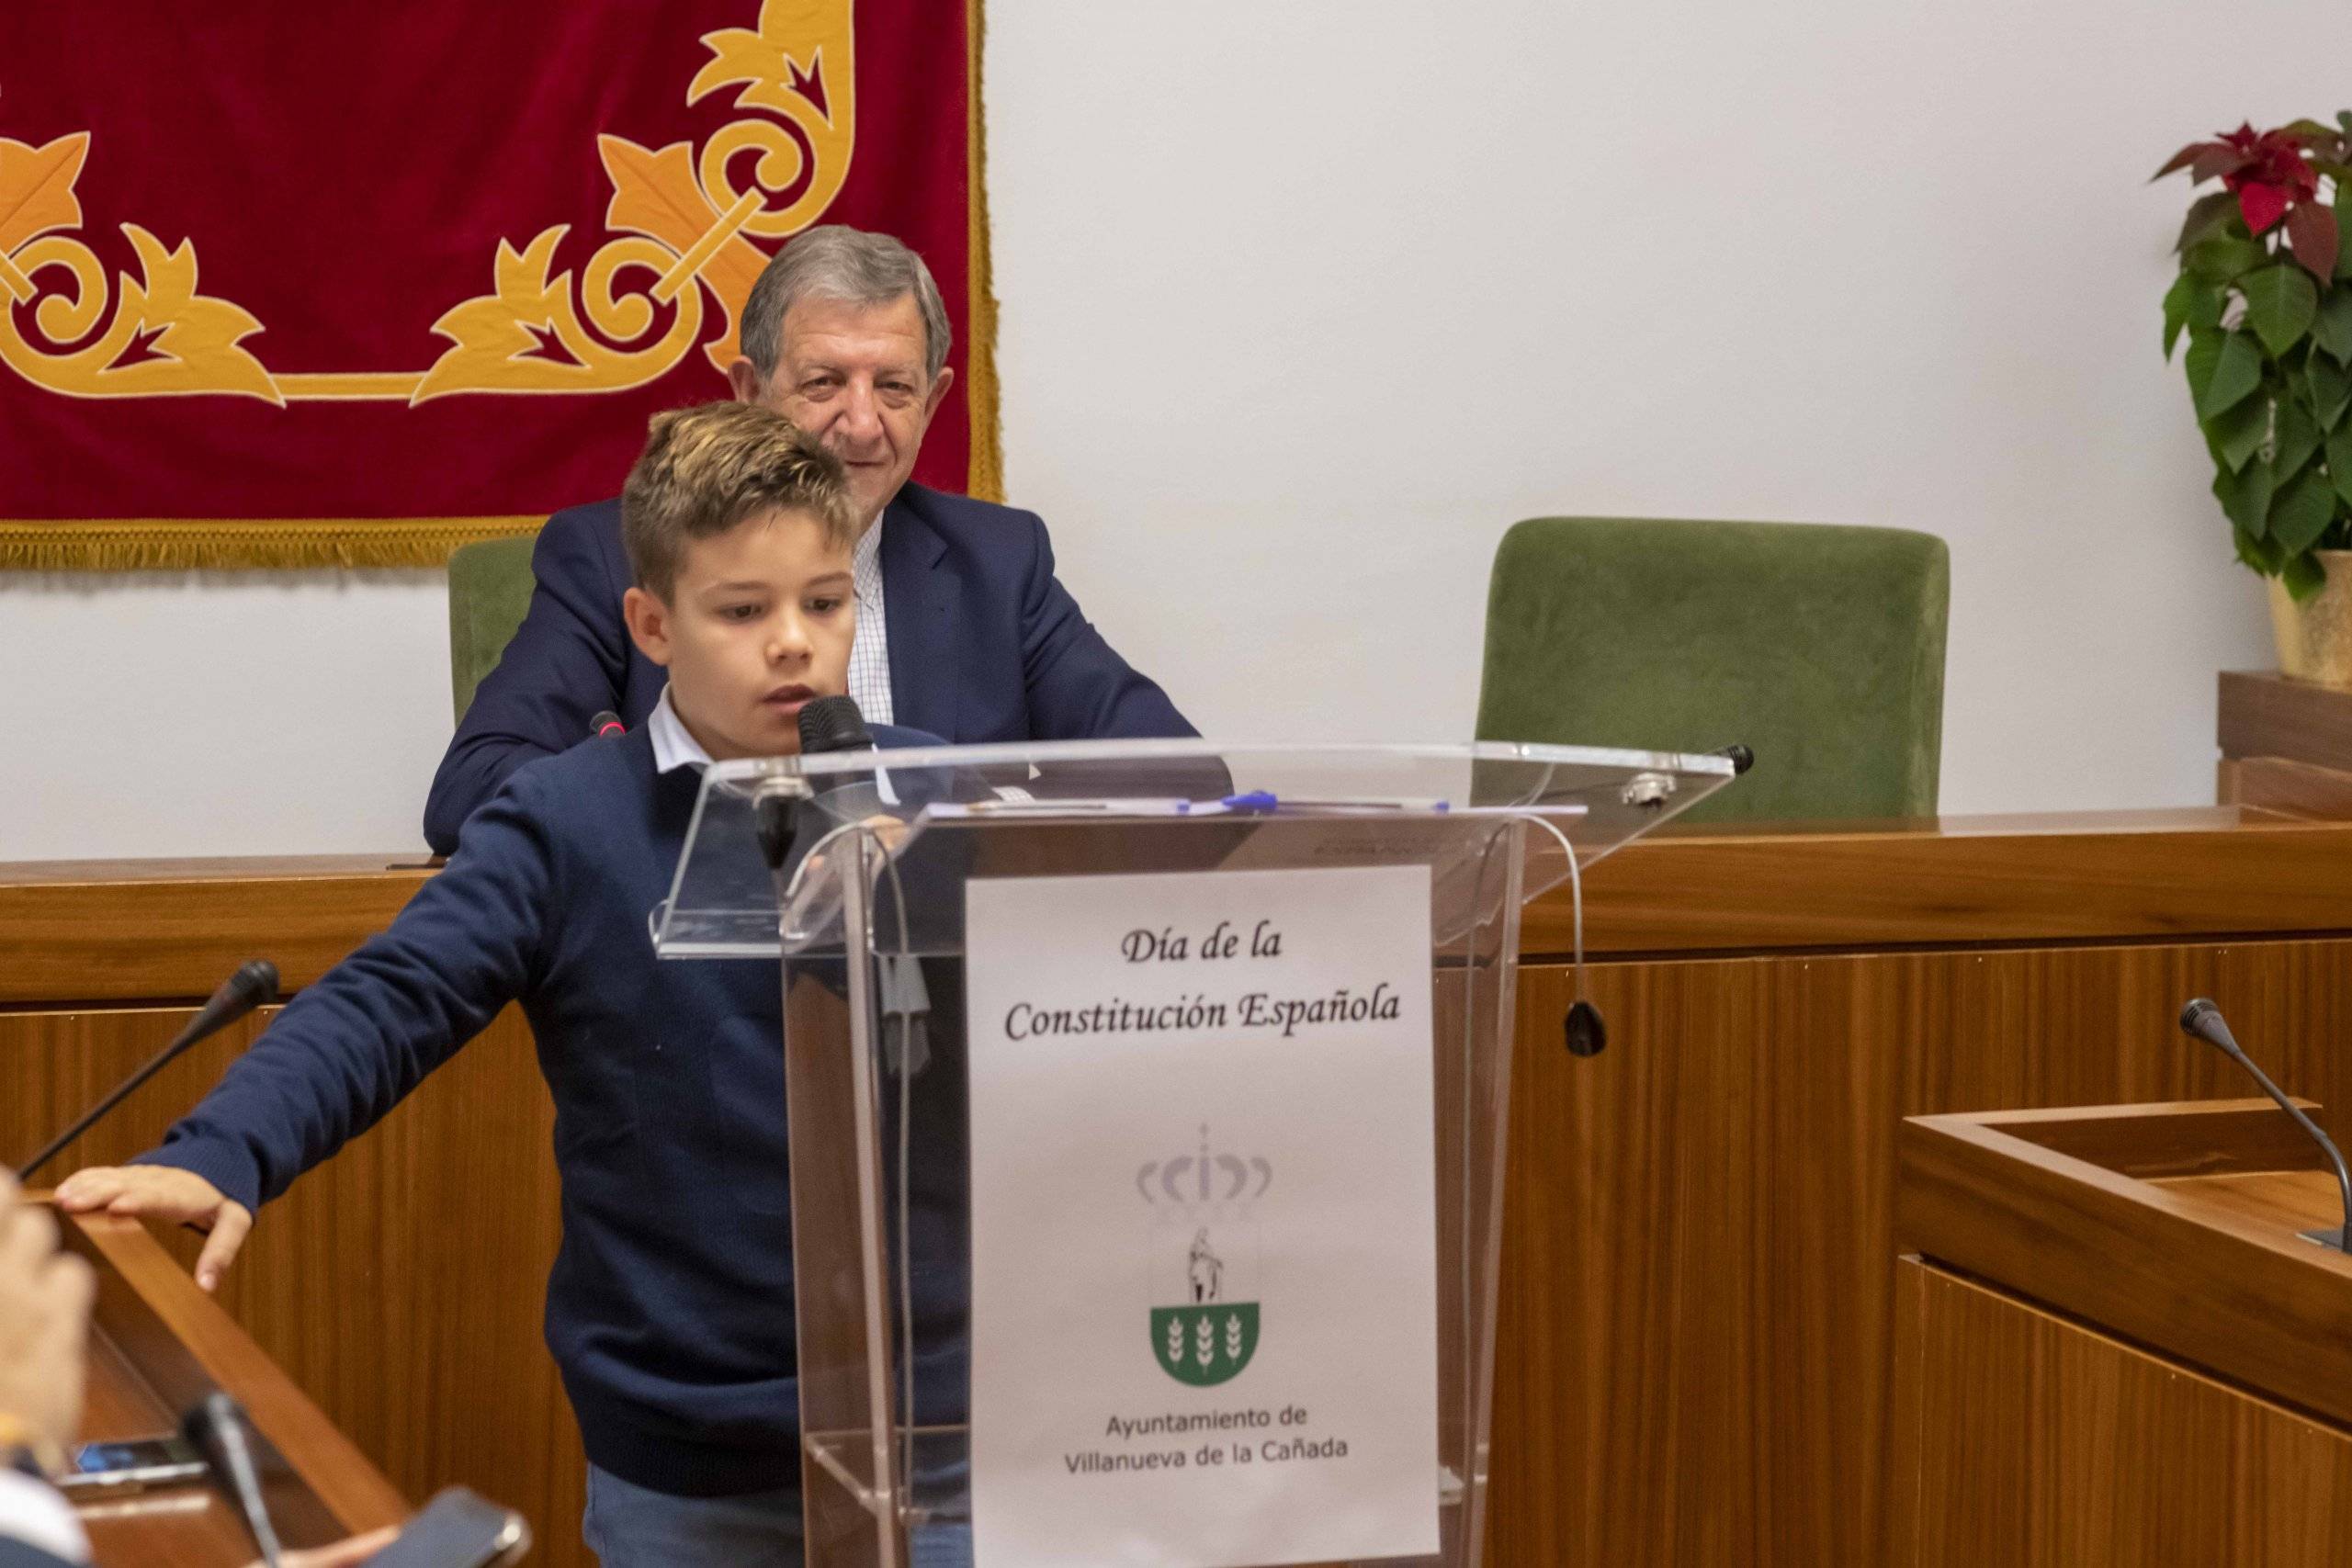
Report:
590,710,626,739
184,1393,283,1568
2178,998,2352,1252
17,960,279,1179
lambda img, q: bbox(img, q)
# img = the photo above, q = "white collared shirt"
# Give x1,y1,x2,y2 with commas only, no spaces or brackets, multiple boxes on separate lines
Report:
0,1470,91,1563
647,683,711,774
848,515,894,726
648,682,898,805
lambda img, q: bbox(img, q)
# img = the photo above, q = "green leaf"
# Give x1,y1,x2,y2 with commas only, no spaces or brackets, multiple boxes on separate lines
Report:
2177,189,2240,254
2284,548,2329,599
2233,516,2284,573
2330,425,2352,509
2218,455,2276,536
2163,273,2195,357
2314,289,2352,361
2188,276,2225,333
2187,235,2267,282
2197,330,2265,419
2204,392,2269,473
2244,265,2320,355
2184,327,2221,403
2272,466,2339,554
2305,352,2352,428
2164,274,2226,359
2277,394,2324,479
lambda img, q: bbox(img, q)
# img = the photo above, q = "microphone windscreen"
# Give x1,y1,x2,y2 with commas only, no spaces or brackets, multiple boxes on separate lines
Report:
798,694,872,755
232,960,280,1009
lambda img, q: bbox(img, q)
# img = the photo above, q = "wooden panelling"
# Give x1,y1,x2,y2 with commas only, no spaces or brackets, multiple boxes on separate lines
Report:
1485,937,2352,1567
67,1209,406,1567
1953,1096,2333,1177
2218,755,2352,818
1890,1259,2352,1567
1542,810,2352,956
2220,669,2352,772
66,1210,409,1562
5,1004,584,1568
17,813,2352,1005
0,859,424,1004
1895,1108,2352,1433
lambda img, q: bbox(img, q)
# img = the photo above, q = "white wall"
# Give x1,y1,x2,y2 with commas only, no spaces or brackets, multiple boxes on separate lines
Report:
0,0,2326,860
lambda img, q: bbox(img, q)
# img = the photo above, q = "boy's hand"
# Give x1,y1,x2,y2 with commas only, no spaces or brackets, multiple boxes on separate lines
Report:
53,1168,252,1292
0,1171,96,1453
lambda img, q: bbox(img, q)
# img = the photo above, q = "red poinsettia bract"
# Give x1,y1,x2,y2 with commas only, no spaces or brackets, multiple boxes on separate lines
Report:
2155,120,2340,281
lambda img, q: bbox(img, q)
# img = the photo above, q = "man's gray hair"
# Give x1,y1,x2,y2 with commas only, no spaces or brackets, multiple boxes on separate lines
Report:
738,224,953,385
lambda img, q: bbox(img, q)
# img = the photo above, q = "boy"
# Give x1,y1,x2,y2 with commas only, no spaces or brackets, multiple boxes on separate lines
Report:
56,401,949,1566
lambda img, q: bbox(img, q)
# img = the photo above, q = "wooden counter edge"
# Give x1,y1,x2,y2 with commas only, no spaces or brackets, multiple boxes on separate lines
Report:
1894,1106,2352,1431
59,1208,409,1537
10,809,2352,1004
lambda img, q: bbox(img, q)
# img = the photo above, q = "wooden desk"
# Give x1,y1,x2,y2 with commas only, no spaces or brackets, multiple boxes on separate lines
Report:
8,807,2352,1567
1889,1100,2352,1565
61,1206,406,1565
2216,668,2352,816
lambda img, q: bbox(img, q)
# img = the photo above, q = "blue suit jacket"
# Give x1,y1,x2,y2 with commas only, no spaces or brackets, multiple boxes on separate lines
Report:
424,483,1195,852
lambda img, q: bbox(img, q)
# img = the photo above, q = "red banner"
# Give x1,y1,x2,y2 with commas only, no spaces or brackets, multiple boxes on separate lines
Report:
0,0,994,567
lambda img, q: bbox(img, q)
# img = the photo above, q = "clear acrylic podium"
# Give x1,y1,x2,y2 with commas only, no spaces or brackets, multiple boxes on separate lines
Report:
653,739,1734,1567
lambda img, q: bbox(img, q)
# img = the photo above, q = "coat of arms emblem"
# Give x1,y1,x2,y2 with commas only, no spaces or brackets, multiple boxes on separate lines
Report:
1137,1126,1271,1386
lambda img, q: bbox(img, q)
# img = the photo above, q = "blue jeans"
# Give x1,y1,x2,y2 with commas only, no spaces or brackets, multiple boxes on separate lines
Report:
583,1465,973,1568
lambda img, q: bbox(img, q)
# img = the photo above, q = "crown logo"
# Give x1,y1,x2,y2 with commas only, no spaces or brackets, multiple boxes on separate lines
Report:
1135,1124,1272,1213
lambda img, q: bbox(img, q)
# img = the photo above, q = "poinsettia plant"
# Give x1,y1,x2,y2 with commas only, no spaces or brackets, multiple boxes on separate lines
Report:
2158,115,2352,598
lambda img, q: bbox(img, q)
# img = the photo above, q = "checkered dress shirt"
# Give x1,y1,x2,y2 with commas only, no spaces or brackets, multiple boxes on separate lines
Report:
848,515,894,726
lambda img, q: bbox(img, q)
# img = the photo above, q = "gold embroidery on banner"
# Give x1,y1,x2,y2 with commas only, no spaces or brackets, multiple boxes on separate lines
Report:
0,135,281,402
0,0,854,405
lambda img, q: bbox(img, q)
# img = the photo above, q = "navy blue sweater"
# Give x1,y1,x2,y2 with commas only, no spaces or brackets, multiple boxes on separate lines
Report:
136,723,964,1497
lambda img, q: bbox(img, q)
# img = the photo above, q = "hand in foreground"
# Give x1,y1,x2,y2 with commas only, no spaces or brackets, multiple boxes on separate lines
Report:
0,1170,96,1452
53,1167,252,1292
250,1526,401,1568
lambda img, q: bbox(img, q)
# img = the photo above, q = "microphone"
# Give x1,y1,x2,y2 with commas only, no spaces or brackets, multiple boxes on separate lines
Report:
183,1393,283,1568
17,961,279,1179
590,710,626,739
2178,998,2352,1252
1714,743,1755,776
754,696,879,869
798,694,873,755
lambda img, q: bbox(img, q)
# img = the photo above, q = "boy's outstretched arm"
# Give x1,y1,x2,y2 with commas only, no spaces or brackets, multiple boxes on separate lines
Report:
55,782,557,1290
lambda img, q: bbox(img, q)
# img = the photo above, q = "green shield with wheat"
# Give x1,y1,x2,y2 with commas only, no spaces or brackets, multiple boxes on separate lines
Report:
1151,1303,1260,1386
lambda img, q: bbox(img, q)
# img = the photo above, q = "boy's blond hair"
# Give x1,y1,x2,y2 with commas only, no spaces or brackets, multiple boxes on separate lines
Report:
621,401,858,600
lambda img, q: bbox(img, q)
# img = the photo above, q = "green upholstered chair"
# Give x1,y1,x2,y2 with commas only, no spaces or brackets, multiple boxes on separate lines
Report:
447,534,540,723
1475,517,1950,824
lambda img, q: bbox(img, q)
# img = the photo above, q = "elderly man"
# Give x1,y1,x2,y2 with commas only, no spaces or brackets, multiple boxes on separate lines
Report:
423,225,1193,853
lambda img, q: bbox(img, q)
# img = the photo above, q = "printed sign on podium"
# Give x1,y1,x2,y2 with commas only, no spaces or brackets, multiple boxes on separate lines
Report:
967,865,1441,1566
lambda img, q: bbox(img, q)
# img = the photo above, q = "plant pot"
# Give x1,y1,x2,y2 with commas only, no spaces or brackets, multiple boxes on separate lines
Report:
2268,550,2352,684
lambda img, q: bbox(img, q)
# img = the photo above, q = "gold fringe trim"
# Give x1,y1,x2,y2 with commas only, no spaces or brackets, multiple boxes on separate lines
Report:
0,516,543,572
966,0,1004,504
